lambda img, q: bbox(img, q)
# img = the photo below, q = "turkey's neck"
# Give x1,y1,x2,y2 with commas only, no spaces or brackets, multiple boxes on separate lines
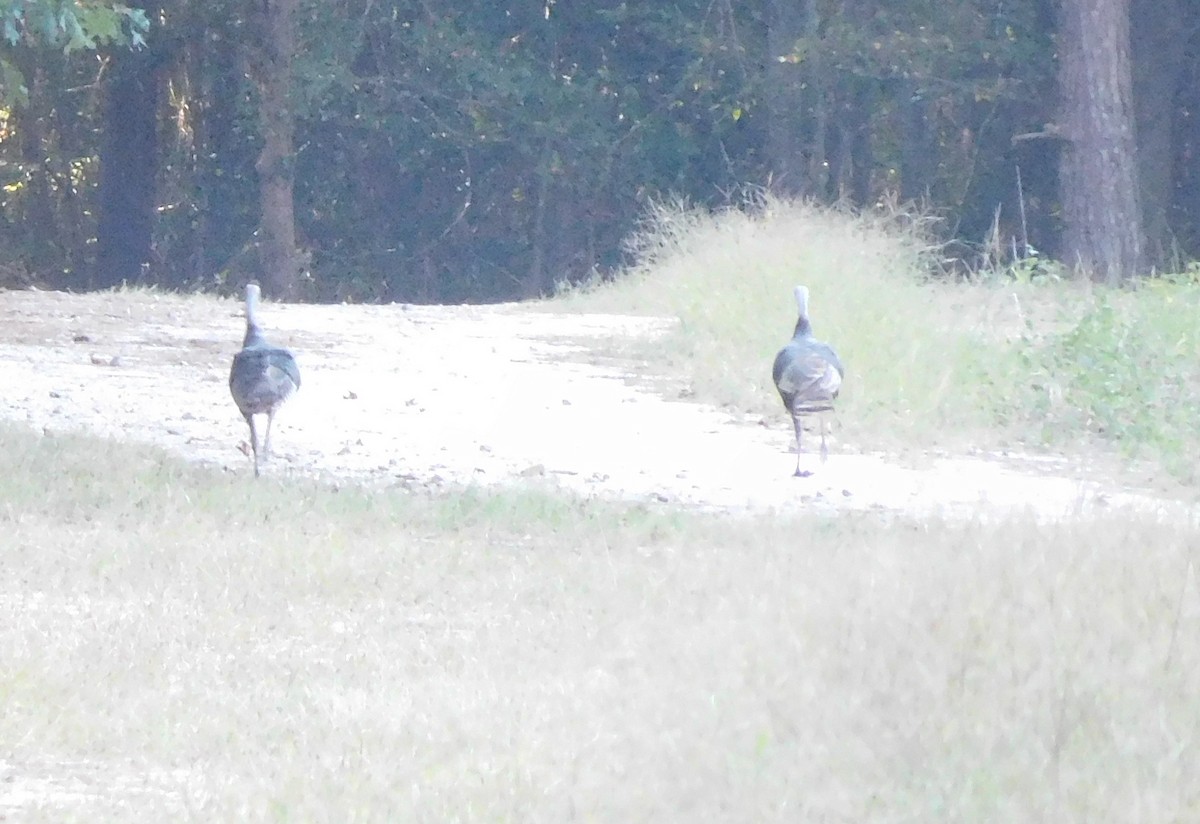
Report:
243,285,264,346
242,321,266,348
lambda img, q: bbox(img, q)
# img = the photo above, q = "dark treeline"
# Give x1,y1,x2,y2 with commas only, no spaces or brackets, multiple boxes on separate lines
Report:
0,0,1196,302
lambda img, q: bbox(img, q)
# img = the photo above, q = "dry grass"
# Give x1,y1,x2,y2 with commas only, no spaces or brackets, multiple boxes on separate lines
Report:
4,425,1200,821
556,195,1039,450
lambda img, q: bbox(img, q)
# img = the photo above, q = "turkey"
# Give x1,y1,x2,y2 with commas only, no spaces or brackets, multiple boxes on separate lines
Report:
772,285,843,477
229,283,301,477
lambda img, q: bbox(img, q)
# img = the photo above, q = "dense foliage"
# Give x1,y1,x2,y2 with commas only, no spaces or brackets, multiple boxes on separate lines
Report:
0,0,1194,302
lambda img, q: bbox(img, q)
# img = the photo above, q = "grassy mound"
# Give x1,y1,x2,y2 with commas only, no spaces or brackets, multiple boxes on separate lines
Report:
562,195,1200,478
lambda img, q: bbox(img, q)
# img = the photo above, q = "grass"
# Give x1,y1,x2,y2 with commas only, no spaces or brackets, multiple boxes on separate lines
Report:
4,424,1200,821
558,195,1200,479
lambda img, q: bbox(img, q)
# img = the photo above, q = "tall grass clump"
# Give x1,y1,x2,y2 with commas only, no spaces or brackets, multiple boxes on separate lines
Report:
563,193,1035,447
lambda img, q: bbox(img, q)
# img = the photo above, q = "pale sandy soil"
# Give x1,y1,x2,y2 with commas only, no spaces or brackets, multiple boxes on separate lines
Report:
0,288,1189,522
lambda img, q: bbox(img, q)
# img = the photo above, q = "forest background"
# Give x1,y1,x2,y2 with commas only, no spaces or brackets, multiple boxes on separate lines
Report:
0,0,1190,303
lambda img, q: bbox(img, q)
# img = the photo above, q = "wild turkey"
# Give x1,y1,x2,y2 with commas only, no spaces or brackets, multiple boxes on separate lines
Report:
772,285,843,477
229,283,300,477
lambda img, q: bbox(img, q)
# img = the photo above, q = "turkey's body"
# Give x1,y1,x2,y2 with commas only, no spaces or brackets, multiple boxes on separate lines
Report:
230,284,300,477
772,286,843,477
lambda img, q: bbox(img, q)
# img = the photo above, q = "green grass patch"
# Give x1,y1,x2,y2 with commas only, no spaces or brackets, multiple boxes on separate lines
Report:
1024,277,1200,480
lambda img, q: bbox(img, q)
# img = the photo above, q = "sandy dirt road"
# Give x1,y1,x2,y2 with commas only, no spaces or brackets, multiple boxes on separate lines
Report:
0,288,1186,521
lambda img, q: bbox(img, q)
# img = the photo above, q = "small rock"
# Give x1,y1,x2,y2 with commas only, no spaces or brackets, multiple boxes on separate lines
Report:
344,390,358,400
519,464,546,477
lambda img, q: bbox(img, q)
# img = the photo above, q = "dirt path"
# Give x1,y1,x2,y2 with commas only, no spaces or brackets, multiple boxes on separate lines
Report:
0,289,1187,521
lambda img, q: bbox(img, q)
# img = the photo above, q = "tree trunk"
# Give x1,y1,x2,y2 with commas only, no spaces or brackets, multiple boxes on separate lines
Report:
899,81,934,204
1129,0,1185,269
17,64,59,278
194,29,243,287
827,79,874,205
523,165,551,299
253,0,301,300
93,48,164,289
765,0,806,195
801,0,828,197
1057,0,1145,283
849,80,874,206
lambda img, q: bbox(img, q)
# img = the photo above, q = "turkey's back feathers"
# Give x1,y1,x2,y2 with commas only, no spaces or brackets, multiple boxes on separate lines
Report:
230,343,300,417
773,338,843,414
